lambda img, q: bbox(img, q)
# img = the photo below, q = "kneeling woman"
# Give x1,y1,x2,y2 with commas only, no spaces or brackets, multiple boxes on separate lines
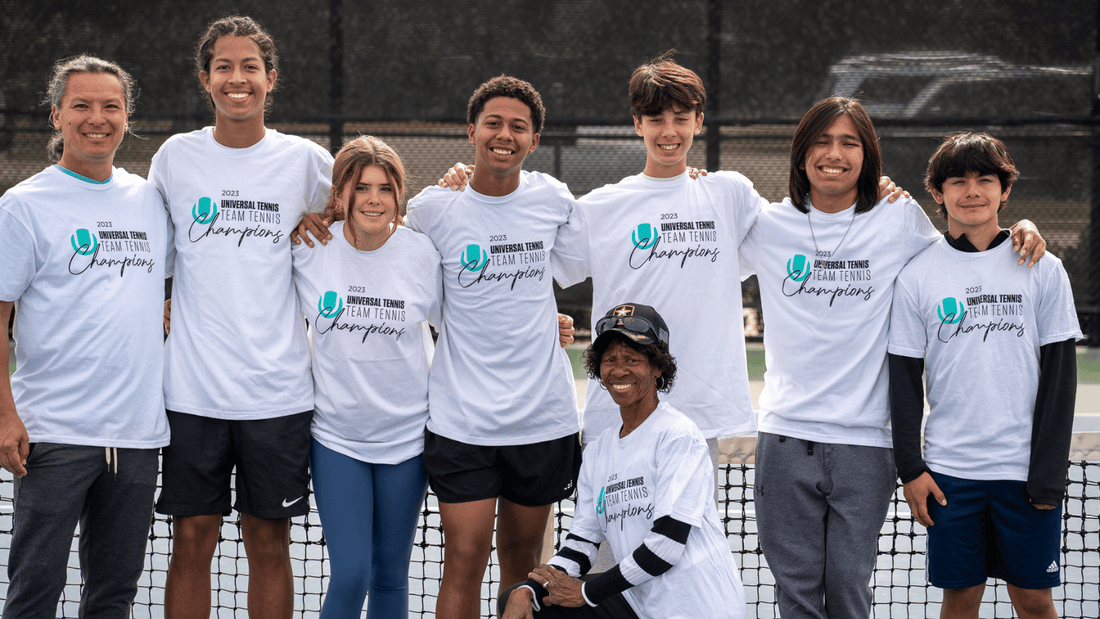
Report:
499,303,745,619
292,135,440,618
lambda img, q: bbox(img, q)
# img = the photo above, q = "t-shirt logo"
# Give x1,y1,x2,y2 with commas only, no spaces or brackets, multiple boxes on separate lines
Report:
460,243,489,273
70,228,98,255
631,222,658,250
596,486,606,515
192,196,218,224
68,225,156,276
786,253,811,282
185,195,283,245
318,291,344,318
937,297,966,324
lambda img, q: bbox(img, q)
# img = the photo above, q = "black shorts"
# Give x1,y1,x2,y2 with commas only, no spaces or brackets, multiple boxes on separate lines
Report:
423,430,582,506
155,410,313,519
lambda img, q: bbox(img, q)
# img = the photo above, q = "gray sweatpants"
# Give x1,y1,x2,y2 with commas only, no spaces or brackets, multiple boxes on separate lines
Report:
755,432,896,619
3,443,159,619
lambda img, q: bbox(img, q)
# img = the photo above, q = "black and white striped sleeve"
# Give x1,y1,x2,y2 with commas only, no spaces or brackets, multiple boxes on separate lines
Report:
579,515,692,606
547,531,601,577
522,532,602,611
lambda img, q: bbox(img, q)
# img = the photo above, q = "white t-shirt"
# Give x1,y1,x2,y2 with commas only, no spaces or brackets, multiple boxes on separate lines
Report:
739,197,940,447
889,238,1081,480
291,222,442,464
553,171,764,443
149,127,332,419
569,402,745,619
0,166,170,448
405,172,579,445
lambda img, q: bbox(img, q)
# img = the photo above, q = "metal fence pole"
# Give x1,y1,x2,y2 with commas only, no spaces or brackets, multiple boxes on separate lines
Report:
706,0,721,172
1091,0,1100,346
329,0,344,155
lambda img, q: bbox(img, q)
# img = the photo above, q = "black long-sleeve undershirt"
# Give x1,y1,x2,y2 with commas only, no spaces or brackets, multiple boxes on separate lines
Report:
888,353,927,485
1027,339,1077,505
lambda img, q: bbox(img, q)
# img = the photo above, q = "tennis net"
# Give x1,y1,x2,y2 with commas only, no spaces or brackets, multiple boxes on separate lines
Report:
1,435,1097,618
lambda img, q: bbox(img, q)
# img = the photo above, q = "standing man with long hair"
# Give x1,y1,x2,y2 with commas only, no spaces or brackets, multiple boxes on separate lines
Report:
0,55,169,618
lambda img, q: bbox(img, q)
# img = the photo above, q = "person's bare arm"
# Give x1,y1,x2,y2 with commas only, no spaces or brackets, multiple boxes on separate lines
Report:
1008,220,1046,267
878,176,909,202
290,213,334,247
0,301,29,477
438,163,474,191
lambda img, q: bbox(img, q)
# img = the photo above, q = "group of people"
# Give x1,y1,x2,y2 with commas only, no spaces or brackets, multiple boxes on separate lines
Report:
0,12,1081,619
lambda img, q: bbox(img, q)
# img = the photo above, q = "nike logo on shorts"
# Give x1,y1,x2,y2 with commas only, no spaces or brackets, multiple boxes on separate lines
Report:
282,496,304,508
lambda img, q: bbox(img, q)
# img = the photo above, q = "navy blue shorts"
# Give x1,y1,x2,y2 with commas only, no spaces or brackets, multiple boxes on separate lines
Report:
423,430,581,506
926,472,1062,589
156,410,313,519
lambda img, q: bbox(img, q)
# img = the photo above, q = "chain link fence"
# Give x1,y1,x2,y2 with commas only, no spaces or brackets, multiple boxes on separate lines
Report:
3,0,1097,341
2,1,1099,616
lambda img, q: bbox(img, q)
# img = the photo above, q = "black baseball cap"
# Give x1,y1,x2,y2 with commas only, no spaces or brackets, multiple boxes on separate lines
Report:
593,303,670,348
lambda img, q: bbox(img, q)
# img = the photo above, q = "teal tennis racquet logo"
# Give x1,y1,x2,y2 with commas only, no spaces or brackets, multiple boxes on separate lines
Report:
937,297,966,324
786,254,811,282
317,291,344,318
460,243,489,273
192,196,217,223
596,487,606,515
631,223,658,250
70,228,98,255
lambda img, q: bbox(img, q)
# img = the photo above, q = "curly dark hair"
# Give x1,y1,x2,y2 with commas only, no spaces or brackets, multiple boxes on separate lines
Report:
584,332,677,393
466,75,545,134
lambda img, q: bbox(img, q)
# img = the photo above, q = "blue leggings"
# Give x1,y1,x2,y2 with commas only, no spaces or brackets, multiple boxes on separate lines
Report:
311,439,428,619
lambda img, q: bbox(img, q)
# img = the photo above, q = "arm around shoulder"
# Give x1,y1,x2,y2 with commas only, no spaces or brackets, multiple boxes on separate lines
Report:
1008,219,1046,267
291,212,332,247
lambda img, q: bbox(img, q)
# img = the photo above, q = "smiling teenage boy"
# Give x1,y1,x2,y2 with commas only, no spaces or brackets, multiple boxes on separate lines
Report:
404,75,581,619
550,57,766,454
150,16,332,619
889,132,1079,619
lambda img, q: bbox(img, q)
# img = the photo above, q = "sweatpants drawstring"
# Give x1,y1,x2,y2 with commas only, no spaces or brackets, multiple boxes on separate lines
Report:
105,447,118,475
